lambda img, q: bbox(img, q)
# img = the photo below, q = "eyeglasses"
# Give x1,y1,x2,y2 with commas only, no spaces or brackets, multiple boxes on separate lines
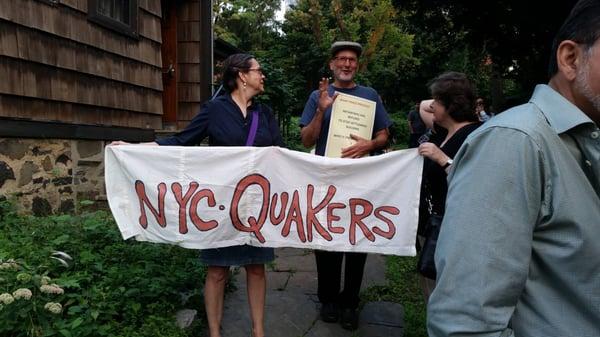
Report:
334,56,358,65
247,68,264,76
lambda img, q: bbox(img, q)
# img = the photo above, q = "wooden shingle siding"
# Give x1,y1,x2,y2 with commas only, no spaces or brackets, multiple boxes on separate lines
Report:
178,21,200,42
0,0,164,129
139,0,162,18
178,64,200,83
0,57,162,114
0,95,161,129
59,0,88,13
138,9,162,44
0,0,161,67
0,21,162,91
178,102,199,125
176,0,201,125
177,42,201,63
178,83,201,103
61,0,168,17
176,2,199,21
0,23,18,58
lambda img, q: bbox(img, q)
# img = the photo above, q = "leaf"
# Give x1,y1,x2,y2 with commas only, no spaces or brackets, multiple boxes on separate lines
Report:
58,278,80,289
71,317,84,329
59,329,72,337
53,215,73,223
91,310,100,320
51,234,70,246
68,305,82,314
78,250,97,264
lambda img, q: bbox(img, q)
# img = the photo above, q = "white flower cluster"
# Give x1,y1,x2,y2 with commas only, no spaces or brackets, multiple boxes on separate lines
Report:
12,288,33,300
0,260,19,271
41,276,52,285
0,293,15,305
40,284,64,295
44,302,62,314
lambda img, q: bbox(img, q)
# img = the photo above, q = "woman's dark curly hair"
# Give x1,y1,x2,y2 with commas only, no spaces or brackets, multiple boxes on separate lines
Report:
222,53,255,92
429,72,479,123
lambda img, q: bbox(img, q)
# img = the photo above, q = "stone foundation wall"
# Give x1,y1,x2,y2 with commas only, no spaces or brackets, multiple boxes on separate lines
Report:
0,138,106,215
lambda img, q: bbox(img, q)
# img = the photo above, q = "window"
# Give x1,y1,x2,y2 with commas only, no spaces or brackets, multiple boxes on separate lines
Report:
88,0,138,38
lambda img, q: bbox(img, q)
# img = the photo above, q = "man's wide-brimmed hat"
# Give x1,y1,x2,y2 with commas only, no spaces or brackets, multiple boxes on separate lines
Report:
330,41,362,57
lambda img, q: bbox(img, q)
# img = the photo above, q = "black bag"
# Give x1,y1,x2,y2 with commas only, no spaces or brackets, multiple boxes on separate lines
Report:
417,214,443,279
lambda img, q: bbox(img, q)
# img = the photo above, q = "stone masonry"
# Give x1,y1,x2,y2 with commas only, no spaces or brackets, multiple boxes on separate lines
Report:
0,138,106,215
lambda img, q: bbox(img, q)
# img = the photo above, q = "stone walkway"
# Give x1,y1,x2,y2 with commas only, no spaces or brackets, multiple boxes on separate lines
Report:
220,248,404,337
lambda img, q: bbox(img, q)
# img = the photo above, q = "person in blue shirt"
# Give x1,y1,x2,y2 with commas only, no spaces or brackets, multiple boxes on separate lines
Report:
299,41,392,330
113,54,282,337
427,1,600,336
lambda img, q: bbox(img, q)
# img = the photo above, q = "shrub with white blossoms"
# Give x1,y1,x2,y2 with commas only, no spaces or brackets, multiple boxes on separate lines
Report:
12,288,32,300
0,255,69,334
0,260,19,271
44,302,63,314
0,292,15,304
40,284,65,295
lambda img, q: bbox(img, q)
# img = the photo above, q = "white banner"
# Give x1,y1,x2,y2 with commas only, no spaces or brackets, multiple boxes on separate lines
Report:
105,146,422,256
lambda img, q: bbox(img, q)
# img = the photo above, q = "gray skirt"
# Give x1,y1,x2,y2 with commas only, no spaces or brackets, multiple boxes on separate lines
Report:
200,245,274,266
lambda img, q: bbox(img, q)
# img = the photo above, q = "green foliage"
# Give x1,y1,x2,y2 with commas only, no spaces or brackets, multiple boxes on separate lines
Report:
0,258,67,337
282,116,309,152
280,0,417,112
361,256,427,337
0,201,206,337
213,0,282,51
387,111,409,150
214,0,418,142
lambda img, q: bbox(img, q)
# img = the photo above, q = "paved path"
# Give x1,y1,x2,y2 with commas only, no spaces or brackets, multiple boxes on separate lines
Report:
220,248,404,337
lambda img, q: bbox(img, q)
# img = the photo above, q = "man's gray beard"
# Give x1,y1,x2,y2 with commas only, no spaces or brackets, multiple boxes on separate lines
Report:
574,53,600,113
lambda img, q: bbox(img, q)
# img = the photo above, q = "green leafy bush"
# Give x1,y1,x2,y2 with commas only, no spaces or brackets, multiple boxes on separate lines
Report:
0,201,206,337
0,257,68,336
388,111,410,150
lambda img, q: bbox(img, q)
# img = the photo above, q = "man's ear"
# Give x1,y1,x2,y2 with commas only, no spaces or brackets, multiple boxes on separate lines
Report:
556,40,582,81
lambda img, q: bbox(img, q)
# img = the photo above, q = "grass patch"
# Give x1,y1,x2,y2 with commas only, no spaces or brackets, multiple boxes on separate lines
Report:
361,256,427,337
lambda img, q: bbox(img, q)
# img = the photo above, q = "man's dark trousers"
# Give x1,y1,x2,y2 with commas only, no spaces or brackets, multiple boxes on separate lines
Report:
315,250,367,309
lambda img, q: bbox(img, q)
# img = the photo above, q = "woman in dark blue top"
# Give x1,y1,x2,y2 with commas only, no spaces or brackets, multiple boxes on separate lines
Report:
117,54,282,337
160,54,282,337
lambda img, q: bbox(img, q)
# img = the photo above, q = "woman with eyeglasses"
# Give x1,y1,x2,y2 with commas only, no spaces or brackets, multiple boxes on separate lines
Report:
112,53,282,337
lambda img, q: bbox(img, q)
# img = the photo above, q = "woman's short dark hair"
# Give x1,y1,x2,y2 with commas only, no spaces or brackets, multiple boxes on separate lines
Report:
548,0,600,78
429,72,478,123
222,53,255,92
